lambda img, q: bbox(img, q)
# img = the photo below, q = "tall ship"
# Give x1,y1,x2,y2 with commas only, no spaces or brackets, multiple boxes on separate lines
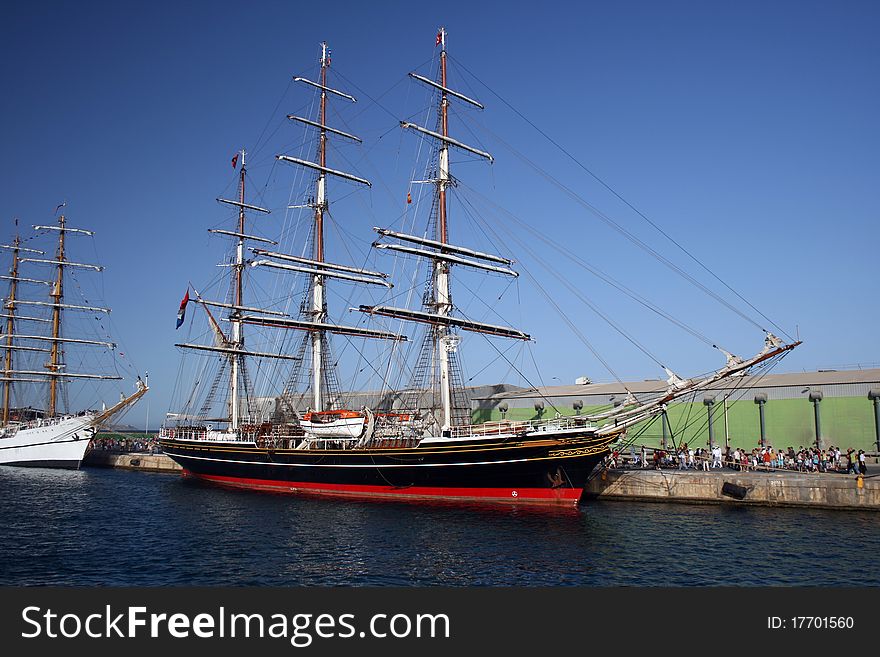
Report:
0,213,148,468
158,30,799,505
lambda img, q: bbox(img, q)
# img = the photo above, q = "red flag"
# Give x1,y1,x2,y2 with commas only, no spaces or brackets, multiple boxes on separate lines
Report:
436,31,442,46
407,192,412,204
231,153,239,169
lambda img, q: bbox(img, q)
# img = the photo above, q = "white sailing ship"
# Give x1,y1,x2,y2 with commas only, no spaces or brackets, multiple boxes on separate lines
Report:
0,214,148,468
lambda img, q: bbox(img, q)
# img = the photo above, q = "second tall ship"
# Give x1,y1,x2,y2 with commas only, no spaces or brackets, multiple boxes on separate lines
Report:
159,31,798,505
0,213,148,468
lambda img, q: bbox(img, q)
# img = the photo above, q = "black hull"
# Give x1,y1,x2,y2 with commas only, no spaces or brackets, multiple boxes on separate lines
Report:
159,434,610,506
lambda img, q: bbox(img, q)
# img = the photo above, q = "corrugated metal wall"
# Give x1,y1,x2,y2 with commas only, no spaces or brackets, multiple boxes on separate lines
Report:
472,378,880,451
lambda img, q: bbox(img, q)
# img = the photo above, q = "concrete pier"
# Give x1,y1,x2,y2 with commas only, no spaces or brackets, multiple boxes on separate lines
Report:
584,468,880,510
83,450,181,473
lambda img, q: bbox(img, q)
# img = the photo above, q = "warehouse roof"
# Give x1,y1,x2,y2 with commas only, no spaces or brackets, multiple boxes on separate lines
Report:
473,368,880,401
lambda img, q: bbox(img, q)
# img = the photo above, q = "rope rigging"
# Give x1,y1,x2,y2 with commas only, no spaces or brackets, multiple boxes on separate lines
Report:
161,33,801,447
448,53,795,343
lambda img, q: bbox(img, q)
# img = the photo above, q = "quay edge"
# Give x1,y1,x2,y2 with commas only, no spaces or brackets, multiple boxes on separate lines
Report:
82,451,181,473
583,469,880,510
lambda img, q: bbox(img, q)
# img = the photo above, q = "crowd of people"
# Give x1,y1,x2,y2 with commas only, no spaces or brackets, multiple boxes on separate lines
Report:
605,442,870,474
90,434,159,454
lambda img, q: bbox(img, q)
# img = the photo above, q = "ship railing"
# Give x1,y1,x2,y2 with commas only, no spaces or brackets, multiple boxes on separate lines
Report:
11,414,90,431
448,415,597,439
158,426,238,442
294,436,361,450
160,423,306,445
0,424,21,438
268,426,305,439
238,415,273,425
159,427,209,441
363,436,422,449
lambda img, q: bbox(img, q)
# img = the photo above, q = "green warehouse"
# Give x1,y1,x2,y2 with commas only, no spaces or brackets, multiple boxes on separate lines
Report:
472,369,880,453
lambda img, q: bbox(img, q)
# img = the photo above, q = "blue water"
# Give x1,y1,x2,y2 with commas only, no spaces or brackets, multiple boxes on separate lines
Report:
1,466,878,586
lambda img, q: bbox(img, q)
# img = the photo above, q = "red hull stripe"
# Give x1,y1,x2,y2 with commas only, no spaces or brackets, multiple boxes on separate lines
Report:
183,471,583,506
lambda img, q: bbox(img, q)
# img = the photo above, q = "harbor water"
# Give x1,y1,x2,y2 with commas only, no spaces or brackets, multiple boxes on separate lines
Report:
1,466,879,587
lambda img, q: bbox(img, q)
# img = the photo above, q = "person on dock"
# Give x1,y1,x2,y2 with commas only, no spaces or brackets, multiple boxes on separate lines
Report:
859,450,867,475
711,445,722,468
846,449,857,474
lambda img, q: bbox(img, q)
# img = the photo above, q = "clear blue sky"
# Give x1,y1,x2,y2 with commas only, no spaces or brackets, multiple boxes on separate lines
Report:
3,1,878,427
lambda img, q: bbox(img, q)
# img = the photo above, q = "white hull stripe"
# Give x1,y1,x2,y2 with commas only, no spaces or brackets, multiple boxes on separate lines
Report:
0,437,85,451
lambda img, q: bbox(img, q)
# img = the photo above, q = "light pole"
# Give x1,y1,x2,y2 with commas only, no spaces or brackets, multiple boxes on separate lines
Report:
809,390,823,450
869,390,880,452
723,396,730,448
704,395,716,450
661,407,670,449
144,371,150,437
754,393,767,448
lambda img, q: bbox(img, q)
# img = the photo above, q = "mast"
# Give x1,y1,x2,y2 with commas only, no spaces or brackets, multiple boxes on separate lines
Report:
273,44,371,414
47,216,65,416
311,41,330,412
4,216,122,416
210,169,270,429
1,215,142,423
230,148,246,430
366,28,498,430
2,236,20,423
435,26,454,430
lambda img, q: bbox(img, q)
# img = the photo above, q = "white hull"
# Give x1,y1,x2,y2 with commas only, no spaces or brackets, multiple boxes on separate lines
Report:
0,415,96,468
